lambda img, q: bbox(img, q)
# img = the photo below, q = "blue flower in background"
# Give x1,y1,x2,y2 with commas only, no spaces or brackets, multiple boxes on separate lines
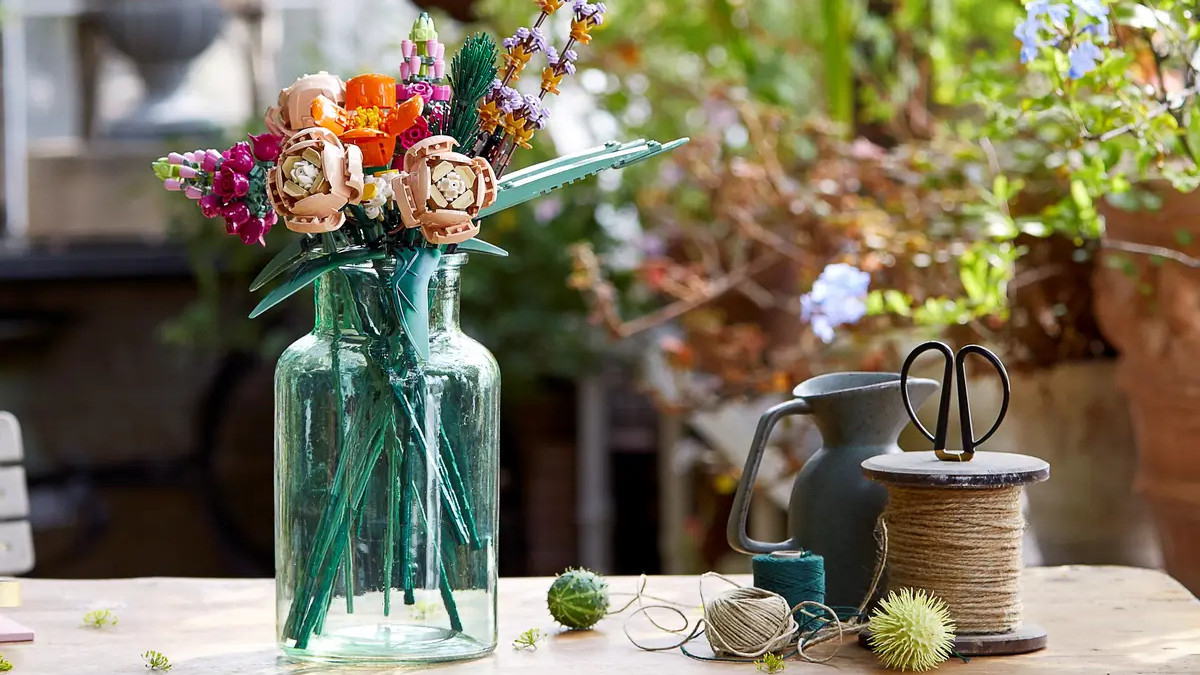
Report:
1068,41,1102,78
1030,0,1071,26
1014,16,1045,64
1074,0,1109,19
1017,0,1109,72
800,263,871,344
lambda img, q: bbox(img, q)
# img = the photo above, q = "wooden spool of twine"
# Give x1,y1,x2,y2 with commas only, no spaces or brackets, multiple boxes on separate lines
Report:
861,451,1050,656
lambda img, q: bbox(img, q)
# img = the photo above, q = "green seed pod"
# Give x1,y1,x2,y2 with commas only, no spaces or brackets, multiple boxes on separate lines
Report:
867,588,956,672
547,568,610,630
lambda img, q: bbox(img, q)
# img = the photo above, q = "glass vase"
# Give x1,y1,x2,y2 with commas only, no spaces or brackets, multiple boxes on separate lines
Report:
274,253,499,664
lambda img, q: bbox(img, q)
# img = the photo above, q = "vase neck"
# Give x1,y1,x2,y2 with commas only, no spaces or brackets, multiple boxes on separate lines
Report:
432,255,464,332
313,263,401,339
312,254,466,338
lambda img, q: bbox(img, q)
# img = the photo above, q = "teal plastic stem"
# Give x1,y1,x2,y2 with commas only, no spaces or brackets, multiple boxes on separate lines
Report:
287,410,388,646
395,390,471,546
325,263,355,617
399,436,416,606
295,417,390,648
439,428,481,549
383,418,398,617
410,474,463,633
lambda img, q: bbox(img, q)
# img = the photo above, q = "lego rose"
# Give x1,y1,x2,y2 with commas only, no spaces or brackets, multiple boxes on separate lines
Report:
264,71,346,137
266,126,365,233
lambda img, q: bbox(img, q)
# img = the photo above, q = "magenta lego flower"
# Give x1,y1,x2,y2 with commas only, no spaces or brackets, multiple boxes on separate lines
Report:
248,132,283,162
403,80,435,103
198,193,222,218
399,116,432,150
214,166,250,200
239,216,270,245
222,201,251,226
223,142,255,174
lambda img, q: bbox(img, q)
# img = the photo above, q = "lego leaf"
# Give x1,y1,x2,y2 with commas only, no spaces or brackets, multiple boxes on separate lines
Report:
250,248,387,318
249,236,308,292
456,238,509,257
389,247,443,360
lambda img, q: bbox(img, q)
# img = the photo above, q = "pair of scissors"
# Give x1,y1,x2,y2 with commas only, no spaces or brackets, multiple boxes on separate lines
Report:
899,341,1011,462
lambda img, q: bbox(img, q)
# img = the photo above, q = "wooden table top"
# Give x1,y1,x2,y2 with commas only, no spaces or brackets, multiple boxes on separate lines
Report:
3,566,1198,674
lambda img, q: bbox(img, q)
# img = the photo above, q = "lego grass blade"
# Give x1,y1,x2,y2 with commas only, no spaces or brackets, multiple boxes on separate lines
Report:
478,137,689,219
496,139,646,185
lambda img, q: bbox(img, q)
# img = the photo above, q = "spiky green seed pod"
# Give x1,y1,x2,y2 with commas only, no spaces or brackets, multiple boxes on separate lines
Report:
867,588,956,672
547,568,610,630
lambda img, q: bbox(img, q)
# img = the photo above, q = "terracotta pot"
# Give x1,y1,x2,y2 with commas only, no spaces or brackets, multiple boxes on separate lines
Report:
1001,362,1159,567
1093,188,1200,594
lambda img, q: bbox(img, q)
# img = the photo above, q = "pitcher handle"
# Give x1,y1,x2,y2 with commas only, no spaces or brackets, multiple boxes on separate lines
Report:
726,398,813,555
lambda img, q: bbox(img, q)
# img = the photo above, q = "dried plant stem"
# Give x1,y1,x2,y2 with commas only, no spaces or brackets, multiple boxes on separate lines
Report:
1102,237,1200,268
583,251,785,339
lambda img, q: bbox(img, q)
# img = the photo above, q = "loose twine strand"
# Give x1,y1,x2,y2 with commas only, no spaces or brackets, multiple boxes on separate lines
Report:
619,520,888,663
883,485,1024,634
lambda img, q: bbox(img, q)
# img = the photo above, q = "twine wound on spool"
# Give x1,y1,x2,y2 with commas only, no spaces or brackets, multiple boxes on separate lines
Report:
884,485,1024,634
862,449,1050,656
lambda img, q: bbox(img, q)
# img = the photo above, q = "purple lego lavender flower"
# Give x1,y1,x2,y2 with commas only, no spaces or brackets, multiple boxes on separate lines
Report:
502,26,549,54
503,27,531,50
548,48,578,75
521,95,550,129
497,86,524,113
574,0,607,24
529,27,549,53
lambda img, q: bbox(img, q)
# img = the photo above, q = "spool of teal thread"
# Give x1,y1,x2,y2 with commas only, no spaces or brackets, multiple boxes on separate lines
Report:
752,551,826,627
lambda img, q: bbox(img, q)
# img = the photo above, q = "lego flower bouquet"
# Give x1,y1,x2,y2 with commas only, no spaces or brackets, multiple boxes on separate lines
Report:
153,3,683,664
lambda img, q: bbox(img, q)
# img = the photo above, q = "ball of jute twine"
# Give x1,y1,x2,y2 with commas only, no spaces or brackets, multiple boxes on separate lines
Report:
882,485,1024,634
621,521,889,663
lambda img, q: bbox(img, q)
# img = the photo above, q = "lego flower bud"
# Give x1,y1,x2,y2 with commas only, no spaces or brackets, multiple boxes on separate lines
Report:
436,42,445,60
400,62,411,79
434,61,446,79
184,185,203,200
402,39,414,58
202,149,222,172
177,165,198,179
163,178,183,191
167,152,188,165
409,56,421,73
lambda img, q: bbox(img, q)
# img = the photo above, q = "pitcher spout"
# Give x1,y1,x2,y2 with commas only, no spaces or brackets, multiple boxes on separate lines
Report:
792,372,939,447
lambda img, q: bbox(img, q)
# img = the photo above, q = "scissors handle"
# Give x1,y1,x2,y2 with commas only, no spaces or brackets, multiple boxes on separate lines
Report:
900,341,1012,462
900,341,955,451
955,344,1011,459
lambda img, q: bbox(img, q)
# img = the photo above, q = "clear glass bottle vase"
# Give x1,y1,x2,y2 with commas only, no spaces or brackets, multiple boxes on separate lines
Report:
274,253,499,663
